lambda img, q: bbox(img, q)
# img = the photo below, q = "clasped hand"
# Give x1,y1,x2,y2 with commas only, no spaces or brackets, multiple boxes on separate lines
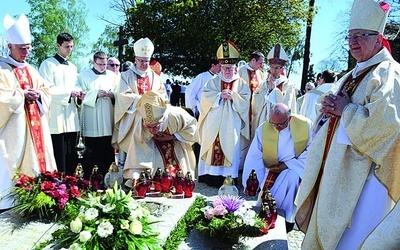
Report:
24,88,40,101
320,90,350,118
221,89,232,100
267,75,277,89
97,89,114,98
71,90,86,100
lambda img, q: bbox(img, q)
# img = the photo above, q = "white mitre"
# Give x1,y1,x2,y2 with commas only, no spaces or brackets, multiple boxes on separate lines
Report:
349,0,390,33
3,13,31,44
134,37,154,57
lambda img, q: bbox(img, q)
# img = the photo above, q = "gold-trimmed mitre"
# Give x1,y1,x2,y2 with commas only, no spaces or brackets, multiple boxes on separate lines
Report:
136,91,167,123
216,40,240,65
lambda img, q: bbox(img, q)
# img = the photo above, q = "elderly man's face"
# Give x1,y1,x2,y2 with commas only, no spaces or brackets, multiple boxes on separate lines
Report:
135,56,151,71
347,29,382,62
107,58,120,74
9,44,31,62
269,112,291,132
221,64,236,79
144,121,163,135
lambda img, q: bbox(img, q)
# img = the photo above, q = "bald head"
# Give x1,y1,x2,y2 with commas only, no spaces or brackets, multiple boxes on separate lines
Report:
270,103,291,117
269,103,291,131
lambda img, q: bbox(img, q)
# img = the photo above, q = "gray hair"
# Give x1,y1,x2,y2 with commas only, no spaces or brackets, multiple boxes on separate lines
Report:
270,103,291,117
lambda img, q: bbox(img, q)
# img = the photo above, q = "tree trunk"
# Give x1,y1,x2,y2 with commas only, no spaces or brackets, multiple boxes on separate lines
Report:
301,0,315,92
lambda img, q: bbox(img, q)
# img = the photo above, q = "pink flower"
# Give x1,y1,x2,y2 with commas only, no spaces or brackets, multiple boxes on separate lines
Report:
213,204,228,216
25,185,32,192
204,208,215,220
212,198,223,208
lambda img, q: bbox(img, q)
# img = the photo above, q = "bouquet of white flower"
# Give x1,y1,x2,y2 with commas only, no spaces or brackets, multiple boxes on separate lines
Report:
49,183,163,250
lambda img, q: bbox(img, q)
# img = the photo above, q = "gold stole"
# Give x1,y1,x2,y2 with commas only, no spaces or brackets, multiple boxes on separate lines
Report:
260,115,309,194
13,66,47,172
153,129,180,177
210,80,234,166
297,64,378,229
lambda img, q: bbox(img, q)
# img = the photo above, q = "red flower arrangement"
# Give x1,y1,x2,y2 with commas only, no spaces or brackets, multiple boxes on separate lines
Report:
11,171,89,221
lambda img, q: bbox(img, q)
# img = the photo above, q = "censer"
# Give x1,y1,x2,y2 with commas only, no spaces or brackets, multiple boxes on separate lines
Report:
75,103,85,158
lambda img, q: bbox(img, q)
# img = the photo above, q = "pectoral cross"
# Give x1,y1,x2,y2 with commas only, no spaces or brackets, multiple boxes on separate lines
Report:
137,76,150,95
140,80,148,92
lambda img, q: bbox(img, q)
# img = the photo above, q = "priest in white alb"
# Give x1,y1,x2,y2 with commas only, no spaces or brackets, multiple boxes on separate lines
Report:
0,13,57,210
242,103,312,232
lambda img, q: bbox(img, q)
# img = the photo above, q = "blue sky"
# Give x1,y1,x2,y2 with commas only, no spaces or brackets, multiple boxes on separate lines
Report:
0,0,353,86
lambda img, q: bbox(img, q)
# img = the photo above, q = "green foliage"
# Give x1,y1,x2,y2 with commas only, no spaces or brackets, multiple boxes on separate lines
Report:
164,196,206,250
46,183,163,250
26,0,89,68
104,0,309,77
92,25,119,57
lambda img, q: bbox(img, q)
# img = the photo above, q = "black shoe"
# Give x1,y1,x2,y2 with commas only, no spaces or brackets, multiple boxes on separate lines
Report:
286,221,295,233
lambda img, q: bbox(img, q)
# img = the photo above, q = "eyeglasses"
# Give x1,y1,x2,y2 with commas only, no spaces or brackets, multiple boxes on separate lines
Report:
269,117,289,127
345,33,379,41
221,66,234,71
108,64,120,67
136,59,150,64
95,62,107,66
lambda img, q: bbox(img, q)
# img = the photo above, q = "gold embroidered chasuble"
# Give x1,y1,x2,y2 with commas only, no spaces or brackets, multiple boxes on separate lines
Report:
153,128,180,177
198,76,250,167
122,106,197,179
0,59,56,178
113,68,167,151
295,49,400,249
